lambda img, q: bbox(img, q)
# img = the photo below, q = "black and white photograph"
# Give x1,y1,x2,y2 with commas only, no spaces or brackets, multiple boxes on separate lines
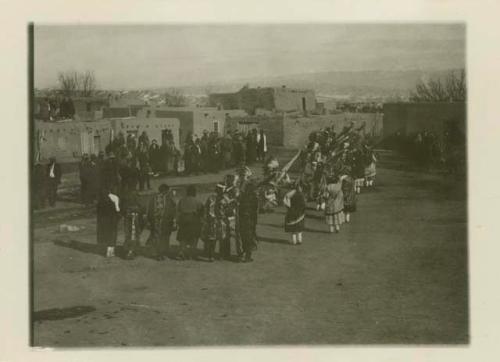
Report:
28,23,469,347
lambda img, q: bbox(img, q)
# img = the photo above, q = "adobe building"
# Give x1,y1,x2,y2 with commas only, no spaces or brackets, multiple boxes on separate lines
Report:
34,120,112,162
209,85,316,115
139,106,228,145
34,116,181,163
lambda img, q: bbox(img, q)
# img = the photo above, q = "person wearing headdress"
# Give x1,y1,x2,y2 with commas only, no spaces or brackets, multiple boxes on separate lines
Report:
122,189,144,260
96,185,121,257
202,184,229,261
324,174,346,233
283,181,306,245
147,184,177,261
177,185,204,260
223,174,242,259
238,181,259,262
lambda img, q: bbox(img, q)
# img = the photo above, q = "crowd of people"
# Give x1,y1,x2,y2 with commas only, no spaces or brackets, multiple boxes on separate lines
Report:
182,128,267,175
97,166,259,263
384,125,466,175
92,122,378,263
33,122,379,264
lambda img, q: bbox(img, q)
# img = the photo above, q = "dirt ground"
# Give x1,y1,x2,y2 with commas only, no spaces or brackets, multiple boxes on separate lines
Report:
32,163,468,346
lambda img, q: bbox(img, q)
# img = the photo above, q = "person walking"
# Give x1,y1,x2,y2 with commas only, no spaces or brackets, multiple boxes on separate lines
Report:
283,182,306,245
176,185,204,260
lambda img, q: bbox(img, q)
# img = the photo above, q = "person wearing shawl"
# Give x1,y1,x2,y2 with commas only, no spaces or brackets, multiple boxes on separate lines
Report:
176,185,204,260
238,181,259,262
147,184,177,261
283,181,306,245
324,174,346,233
96,185,121,257
341,167,357,223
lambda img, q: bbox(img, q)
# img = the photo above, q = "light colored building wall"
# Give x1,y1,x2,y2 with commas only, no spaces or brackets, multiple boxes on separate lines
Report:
109,117,180,148
35,120,112,162
282,113,383,148
273,88,316,113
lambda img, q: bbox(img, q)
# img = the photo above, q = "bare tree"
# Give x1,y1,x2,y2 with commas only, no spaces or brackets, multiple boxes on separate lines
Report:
79,70,96,97
410,70,466,102
164,88,187,107
57,71,80,97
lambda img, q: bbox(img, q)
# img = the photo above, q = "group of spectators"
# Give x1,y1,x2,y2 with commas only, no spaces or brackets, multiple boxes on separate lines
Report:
183,128,268,175
37,96,76,121
385,125,466,175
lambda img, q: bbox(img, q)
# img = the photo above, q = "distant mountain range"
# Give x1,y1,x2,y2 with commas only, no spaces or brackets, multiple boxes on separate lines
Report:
164,68,463,101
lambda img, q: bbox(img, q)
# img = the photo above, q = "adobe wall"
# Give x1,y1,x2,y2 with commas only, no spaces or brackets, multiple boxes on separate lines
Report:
273,88,316,113
35,120,112,162
225,115,285,146
282,113,384,148
192,110,227,139
110,117,180,148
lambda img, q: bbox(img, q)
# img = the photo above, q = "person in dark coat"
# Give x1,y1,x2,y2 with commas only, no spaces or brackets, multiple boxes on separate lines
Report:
149,140,161,175
176,185,204,260
96,185,121,257
246,130,257,165
238,181,259,262
79,154,91,205
32,161,47,210
283,182,306,245
46,157,61,207
147,184,177,261
101,152,121,191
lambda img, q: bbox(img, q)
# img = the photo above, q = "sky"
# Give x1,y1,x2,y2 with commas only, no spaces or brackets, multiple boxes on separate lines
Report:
34,24,465,90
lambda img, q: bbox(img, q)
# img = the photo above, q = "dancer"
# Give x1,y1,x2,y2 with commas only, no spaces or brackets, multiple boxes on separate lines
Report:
283,182,306,245
324,174,345,233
